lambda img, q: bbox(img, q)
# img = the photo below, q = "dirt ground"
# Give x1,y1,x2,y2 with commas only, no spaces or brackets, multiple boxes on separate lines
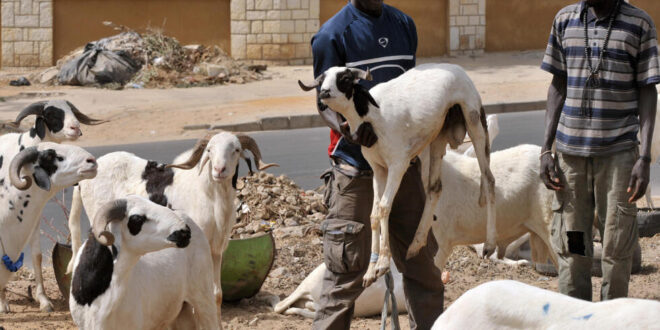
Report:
1,231,658,329
0,51,550,147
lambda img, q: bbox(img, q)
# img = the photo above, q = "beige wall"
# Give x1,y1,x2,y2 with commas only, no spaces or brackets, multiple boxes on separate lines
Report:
486,0,575,52
320,0,447,57
53,0,230,63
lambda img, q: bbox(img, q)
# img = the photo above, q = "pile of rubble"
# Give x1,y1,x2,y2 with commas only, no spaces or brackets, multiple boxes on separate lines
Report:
232,172,326,240
46,25,269,88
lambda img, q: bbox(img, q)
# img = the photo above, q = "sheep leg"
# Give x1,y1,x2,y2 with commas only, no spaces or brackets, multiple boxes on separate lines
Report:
645,186,655,209
172,302,196,330
0,285,9,313
28,229,53,312
67,186,84,274
407,139,447,260
212,252,224,305
464,107,497,258
364,164,387,287
526,222,559,268
374,162,408,279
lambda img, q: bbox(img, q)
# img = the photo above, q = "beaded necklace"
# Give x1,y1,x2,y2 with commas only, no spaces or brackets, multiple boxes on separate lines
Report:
581,0,621,117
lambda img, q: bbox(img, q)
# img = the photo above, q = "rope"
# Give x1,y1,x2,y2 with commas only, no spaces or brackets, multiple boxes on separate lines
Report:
380,270,401,330
0,234,24,273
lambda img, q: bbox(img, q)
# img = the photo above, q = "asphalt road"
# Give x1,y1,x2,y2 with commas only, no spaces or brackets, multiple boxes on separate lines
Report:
31,110,660,265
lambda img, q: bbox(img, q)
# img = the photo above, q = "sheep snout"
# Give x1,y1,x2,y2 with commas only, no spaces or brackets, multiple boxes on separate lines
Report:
167,225,192,248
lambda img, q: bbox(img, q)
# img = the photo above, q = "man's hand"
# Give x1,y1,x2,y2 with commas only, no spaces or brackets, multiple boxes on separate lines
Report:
540,153,563,191
340,121,378,147
627,157,650,203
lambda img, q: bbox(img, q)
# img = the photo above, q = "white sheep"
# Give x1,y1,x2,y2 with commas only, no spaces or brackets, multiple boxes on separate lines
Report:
299,64,496,286
431,145,557,271
643,99,660,208
69,195,219,330
0,143,97,313
432,280,660,329
0,100,104,312
273,262,406,318
67,131,277,313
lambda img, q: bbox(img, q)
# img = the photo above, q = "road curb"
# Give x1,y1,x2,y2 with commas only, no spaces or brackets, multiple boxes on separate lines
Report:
187,99,546,132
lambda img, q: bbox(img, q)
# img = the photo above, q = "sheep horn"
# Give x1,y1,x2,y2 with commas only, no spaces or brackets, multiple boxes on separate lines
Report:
9,146,39,190
92,199,128,246
166,132,214,170
66,101,108,125
349,67,372,81
297,73,325,92
235,133,279,171
13,101,46,126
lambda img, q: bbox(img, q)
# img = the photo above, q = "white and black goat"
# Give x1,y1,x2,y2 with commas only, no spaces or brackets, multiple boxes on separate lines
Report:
67,131,277,312
69,195,219,330
0,143,97,313
0,100,104,312
299,64,496,286
432,280,660,329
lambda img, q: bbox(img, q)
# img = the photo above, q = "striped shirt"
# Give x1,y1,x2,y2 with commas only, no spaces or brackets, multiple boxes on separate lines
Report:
542,1,660,156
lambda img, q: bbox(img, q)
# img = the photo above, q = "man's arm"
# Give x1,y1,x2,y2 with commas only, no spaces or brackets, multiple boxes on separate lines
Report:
627,84,657,202
540,75,567,191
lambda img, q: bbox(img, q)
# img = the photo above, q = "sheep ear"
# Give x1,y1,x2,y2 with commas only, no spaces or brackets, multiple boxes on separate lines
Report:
34,118,46,139
33,167,51,191
232,163,239,189
352,84,379,117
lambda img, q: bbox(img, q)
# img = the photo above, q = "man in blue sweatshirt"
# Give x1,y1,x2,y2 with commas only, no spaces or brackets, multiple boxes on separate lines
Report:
311,1,445,329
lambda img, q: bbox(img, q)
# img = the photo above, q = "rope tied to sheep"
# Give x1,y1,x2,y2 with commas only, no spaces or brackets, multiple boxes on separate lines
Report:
380,270,400,330
0,237,24,272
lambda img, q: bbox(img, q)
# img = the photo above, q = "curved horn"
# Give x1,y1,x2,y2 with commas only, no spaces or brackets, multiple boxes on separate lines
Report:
13,101,46,125
9,147,39,190
92,199,128,246
349,67,372,81
236,133,279,171
297,73,325,92
166,132,214,171
66,101,108,125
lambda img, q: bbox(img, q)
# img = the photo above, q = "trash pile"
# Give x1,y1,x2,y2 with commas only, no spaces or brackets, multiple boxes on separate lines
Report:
232,172,327,240
49,24,269,88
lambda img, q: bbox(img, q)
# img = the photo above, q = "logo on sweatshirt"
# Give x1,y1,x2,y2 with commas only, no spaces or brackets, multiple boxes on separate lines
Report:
378,37,389,48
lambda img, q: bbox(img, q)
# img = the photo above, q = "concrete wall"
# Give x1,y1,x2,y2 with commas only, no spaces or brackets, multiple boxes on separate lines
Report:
320,0,448,57
53,0,230,64
485,0,574,52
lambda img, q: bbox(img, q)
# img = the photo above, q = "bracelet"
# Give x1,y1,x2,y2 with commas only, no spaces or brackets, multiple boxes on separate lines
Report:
640,155,652,163
539,150,553,159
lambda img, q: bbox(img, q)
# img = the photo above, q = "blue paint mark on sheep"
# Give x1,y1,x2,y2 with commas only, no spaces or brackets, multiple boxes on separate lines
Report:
542,303,550,315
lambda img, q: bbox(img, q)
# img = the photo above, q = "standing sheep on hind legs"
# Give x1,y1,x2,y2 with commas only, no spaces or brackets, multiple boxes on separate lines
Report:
299,63,496,286
0,100,105,312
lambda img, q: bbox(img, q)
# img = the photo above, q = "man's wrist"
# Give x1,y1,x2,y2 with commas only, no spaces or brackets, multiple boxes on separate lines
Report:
640,155,652,163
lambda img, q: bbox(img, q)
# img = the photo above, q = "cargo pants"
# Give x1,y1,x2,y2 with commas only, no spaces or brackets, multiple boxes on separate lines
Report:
552,149,639,301
312,159,444,330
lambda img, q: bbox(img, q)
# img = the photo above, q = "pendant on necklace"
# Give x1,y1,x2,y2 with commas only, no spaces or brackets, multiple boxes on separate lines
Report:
589,72,601,88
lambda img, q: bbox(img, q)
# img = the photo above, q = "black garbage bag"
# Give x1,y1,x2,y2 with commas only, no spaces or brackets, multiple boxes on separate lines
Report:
58,43,141,86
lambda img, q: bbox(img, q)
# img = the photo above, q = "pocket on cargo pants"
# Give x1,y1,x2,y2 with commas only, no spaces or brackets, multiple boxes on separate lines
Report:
606,203,638,259
551,195,567,255
321,219,366,273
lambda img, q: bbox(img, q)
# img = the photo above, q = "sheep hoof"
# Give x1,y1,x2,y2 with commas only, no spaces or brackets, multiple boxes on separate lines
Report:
363,263,377,287
39,301,54,313
0,302,10,313
375,257,390,277
482,243,496,258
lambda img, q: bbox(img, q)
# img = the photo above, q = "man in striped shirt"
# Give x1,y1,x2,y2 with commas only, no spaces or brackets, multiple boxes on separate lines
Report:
541,0,658,301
